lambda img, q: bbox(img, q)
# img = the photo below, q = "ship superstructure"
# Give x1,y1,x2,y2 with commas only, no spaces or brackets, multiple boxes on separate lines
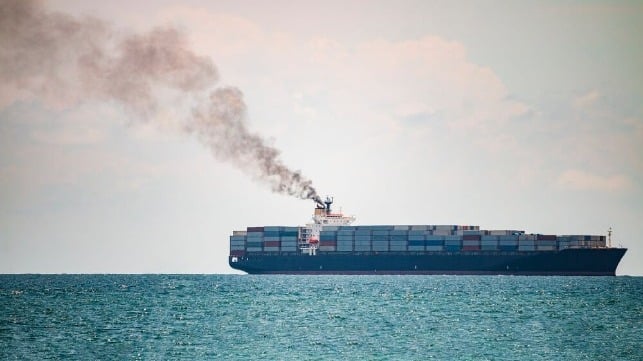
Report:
228,198,627,275
299,197,355,255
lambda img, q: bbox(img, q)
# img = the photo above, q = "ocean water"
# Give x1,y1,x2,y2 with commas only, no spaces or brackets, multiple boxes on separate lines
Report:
1,275,641,360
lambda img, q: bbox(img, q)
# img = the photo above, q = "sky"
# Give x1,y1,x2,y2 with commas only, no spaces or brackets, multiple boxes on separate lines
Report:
1,0,641,274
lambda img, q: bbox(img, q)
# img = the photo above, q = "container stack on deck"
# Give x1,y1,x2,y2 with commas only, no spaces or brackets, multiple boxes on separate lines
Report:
228,226,299,257
230,225,607,255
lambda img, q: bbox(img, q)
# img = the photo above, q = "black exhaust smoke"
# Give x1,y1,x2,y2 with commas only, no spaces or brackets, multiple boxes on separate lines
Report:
0,0,321,203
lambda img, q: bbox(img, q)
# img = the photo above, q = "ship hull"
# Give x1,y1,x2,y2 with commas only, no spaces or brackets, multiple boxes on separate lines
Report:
229,248,627,276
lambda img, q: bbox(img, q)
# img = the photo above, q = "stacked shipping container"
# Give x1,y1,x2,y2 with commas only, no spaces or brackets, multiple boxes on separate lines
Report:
231,225,607,255
228,226,300,255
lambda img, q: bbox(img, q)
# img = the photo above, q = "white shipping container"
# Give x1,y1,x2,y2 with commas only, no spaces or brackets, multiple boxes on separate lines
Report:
410,225,428,231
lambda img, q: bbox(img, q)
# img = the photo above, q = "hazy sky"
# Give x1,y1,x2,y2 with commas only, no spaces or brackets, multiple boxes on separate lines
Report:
1,0,641,274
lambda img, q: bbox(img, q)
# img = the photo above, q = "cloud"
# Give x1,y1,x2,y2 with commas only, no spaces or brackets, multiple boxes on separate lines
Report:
157,8,531,137
573,89,602,111
557,169,632,192
31,126,105,146
313,35,531,131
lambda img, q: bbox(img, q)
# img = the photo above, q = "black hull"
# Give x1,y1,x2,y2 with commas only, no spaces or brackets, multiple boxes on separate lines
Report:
229,248,627,276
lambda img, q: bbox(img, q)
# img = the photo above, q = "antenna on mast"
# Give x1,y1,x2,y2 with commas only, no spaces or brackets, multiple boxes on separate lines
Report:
608,227,612,248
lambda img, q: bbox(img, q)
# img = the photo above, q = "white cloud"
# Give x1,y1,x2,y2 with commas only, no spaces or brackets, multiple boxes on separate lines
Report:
557,169,632,192
573,89,601,110
155,10,531,148
31,126,104,146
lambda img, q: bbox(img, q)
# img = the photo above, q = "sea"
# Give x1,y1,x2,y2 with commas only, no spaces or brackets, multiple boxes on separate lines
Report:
1,275,641,360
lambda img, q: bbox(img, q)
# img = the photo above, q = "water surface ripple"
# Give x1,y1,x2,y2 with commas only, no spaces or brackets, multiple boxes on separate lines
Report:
1,275,641,360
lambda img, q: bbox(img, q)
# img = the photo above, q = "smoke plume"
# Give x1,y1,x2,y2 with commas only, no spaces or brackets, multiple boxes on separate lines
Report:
0,0,320,203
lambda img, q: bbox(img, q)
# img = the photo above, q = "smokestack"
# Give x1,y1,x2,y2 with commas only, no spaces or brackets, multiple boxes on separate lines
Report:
324,197,333,214
0,0,322,203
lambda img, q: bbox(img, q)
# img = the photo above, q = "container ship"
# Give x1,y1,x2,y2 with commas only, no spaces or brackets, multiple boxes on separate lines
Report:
228,197,626,275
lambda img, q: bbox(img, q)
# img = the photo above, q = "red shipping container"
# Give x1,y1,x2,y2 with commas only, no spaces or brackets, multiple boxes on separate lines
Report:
463,235,481,241
229,250,246,256
264,241,280,247
536,234,557,241
462,246,481,251
247,226,264,232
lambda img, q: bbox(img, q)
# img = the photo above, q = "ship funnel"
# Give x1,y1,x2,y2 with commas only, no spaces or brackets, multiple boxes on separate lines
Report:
324,196,333,214
314,196,325,209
